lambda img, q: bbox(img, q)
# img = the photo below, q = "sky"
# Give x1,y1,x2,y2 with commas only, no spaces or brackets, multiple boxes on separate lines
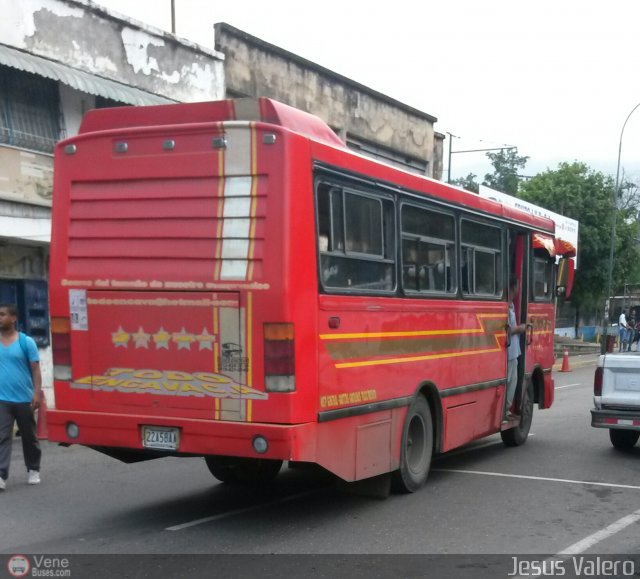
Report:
95,0,640,184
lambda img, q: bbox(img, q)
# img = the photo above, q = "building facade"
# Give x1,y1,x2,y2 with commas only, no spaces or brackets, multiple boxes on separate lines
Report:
214,23,444,180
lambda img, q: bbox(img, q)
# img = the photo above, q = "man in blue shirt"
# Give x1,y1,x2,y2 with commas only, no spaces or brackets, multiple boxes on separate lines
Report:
0,303,42,490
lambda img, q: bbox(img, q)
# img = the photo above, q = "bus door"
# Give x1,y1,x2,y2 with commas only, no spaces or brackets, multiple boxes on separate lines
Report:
508,230,531,413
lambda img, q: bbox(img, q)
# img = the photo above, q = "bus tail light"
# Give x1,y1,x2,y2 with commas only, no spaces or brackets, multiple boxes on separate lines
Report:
52,317,72,381
594,366,603,396
264,323,295,392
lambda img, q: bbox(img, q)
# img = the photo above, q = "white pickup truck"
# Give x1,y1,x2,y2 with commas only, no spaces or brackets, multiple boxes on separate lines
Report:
592,354,640,449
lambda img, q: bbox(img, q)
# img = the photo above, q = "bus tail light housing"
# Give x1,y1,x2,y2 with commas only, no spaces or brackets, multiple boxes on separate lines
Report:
52,317,72,381
264,323,295,392
594,366,603,396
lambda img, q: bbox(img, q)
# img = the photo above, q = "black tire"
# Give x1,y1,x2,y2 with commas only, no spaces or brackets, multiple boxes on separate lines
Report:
609,429,640,450
391,396,433,493
204,455,283,484
501,380,534,447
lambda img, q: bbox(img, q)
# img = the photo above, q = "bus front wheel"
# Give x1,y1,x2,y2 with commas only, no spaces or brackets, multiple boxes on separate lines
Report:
391,396,433,493
204,455,283,484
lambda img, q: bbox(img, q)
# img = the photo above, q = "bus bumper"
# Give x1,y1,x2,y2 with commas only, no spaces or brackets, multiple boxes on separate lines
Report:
46,409,316,461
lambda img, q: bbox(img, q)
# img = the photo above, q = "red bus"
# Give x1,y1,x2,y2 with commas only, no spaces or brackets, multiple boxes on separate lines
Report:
47,98,574,492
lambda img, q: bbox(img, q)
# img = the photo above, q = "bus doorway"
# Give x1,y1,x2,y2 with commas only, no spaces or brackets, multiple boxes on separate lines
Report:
502,230,533,444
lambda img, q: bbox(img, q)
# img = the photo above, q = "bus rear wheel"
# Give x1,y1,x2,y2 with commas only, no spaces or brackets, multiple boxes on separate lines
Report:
204,455,283,484
391,396,433,493
609,429,640,450
501,380,534,447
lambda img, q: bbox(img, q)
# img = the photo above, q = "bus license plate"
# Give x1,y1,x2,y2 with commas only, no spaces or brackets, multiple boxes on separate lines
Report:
142,426,180,451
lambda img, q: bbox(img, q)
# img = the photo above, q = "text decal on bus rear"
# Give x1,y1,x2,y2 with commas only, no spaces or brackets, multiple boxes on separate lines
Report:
71,368,268,400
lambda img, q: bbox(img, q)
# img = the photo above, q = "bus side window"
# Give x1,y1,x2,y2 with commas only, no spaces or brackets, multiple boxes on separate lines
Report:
401,204,456,295
316,180,395,292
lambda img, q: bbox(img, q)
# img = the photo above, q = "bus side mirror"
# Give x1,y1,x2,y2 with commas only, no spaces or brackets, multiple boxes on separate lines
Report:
556,257,575,298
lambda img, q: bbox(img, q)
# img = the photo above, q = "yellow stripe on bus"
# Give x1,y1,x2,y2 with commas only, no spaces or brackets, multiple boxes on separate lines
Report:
335,346,502,369
246,291,253,386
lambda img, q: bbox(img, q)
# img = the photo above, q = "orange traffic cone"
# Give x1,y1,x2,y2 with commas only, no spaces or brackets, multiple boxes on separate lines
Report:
559,348,571,372
36,393,48,440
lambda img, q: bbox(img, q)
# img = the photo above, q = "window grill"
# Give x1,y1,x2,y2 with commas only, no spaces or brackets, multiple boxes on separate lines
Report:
0,65,61,153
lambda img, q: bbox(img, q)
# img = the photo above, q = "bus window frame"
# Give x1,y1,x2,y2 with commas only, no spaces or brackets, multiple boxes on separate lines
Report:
459,217,505,301
315,177,397,296
400,201,458,297
532,251,555,303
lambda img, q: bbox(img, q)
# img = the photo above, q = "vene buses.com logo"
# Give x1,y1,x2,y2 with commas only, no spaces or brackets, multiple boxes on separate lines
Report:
7,555,30,578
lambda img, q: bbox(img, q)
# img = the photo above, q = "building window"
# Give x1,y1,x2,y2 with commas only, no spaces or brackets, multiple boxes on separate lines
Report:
346,134,428,175
0,66,61,153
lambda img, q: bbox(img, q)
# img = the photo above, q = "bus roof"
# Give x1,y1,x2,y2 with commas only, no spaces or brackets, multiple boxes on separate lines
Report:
76,97,555,236
79,97,344,148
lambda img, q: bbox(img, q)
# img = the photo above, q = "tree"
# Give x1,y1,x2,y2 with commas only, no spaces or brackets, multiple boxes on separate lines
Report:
483,148,529,196
520,162,640,329
451,173,479,193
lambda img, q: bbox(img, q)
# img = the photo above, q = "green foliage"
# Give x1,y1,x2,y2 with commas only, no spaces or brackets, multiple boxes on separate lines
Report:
483,149,529,196
520,162,640,312
451,173,479,193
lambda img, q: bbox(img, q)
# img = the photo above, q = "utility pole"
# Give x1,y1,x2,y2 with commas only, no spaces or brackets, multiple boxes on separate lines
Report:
171,0,176,34
446,134,516,184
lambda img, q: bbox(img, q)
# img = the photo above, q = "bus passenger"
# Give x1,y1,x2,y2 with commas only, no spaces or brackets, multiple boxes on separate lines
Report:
506,277,526,417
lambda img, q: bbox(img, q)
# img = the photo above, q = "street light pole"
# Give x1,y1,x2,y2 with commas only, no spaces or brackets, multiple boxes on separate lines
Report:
602,101,640,353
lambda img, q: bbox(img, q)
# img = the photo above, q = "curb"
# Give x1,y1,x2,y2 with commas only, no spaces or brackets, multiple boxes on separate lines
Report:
552,354,599,371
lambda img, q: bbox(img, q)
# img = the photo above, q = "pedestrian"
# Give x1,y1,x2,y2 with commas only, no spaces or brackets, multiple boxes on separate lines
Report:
0,303,42,490
506,276,526,418
619,309,630,352
634,317,640,352
628,315,637,352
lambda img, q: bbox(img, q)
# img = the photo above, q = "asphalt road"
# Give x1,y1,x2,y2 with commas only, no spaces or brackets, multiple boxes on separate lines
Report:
1,357,639,577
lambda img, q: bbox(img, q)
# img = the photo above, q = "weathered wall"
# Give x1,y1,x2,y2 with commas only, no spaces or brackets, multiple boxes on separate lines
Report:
215,23,441,179
0,0,225,102
0,148,53,206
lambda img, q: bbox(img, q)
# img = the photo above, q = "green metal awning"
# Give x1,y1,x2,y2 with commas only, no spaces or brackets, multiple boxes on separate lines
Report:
0,44,175,106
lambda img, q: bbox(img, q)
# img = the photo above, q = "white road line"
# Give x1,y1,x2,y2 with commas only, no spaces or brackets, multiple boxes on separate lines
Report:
556,383,581,390
432,468,640,491
511,509,640,578
165,489,321,531
557,509,640,554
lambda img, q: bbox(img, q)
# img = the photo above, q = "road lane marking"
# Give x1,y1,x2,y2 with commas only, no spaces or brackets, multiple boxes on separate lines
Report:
557,509,640,554
165,489,321,531
432,468,640,491
511,509,640,578
556,383,581,390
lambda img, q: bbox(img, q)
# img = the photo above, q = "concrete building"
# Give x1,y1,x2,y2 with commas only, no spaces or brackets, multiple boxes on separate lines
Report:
214,23,444,180
1,0,443,398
